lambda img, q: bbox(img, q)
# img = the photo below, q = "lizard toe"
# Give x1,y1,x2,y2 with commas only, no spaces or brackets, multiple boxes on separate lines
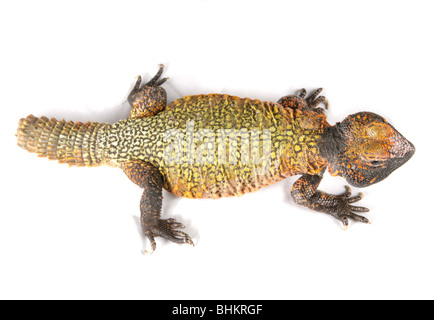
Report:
143,218,194,253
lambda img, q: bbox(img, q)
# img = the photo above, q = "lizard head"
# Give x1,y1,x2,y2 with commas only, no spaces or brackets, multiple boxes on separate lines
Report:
320,112,415,187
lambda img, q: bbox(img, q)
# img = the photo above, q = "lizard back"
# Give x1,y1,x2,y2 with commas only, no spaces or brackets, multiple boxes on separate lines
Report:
104,94,330,198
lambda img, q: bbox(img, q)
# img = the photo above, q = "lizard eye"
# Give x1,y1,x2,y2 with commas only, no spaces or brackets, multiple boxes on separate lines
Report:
369,160,383,167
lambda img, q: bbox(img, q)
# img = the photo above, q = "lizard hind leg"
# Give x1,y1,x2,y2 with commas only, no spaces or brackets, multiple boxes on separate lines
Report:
128,64,168,119
122,160,194,254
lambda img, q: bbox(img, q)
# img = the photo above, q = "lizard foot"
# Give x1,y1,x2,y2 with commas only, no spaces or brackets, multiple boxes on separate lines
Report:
131,64,168,92
292,173,371,230
325,186,370,229
298,87,329,110
278,88,328,112
128,64,168,119
143,218,194,254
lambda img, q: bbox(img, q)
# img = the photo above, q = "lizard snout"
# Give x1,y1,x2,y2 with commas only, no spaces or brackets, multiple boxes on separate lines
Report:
389,131,415,162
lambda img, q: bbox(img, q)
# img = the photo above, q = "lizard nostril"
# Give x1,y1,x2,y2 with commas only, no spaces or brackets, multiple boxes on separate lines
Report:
390,133,415,159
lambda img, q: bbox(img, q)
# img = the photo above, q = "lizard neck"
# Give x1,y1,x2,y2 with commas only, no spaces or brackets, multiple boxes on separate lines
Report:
317,124,346,169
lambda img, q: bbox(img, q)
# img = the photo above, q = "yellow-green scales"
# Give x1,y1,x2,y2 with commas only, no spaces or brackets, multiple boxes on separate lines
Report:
17,94,329,199
101,94,329,198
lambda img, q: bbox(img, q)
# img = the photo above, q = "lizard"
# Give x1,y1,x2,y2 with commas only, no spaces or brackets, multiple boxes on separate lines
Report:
16,65,415,254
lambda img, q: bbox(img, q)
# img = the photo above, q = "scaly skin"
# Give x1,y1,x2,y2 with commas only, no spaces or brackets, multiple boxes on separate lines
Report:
103,94,329,198
16,65,415,253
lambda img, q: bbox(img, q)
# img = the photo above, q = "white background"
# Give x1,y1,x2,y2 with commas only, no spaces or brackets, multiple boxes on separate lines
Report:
0,0,433,300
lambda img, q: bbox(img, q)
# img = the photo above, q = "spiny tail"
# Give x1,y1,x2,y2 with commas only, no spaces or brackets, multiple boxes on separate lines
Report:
16,114,108,167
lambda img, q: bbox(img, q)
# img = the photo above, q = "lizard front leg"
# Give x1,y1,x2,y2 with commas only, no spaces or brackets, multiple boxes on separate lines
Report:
127,64,168,119
122,160,194,254
278,88,329,113
291,172,370,228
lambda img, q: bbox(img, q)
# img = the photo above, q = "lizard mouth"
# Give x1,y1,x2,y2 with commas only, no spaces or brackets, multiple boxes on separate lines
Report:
355,134,415,187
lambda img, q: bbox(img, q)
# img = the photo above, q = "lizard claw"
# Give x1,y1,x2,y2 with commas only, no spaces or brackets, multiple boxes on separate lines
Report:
277,87,328,112
143,233,157,255
131,64,168,96
145,64,169,87
331,186,370,229
298,88,307,98
305,88,329,110
142,218,194,254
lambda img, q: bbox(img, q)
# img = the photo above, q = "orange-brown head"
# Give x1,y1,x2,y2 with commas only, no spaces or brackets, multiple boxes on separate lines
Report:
319,112,415,187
